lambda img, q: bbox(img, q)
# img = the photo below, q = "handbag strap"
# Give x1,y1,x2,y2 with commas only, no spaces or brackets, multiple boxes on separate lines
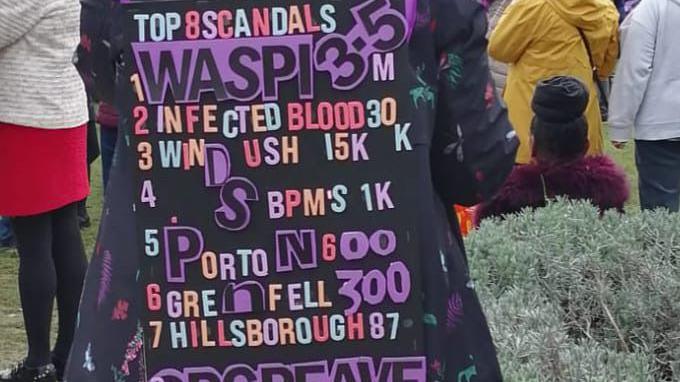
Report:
578,29,609,108
540,173,549,203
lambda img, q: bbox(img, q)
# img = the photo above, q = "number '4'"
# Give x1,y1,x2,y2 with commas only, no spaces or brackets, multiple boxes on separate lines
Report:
141,180,157,208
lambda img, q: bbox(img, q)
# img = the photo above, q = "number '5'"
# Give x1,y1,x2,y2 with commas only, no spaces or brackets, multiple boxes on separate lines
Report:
145,229,160,257
353,0,407,51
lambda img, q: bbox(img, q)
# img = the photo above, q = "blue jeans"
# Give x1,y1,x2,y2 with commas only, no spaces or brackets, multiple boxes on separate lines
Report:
636,140,680,212
0,216,13,245
100,126,118,190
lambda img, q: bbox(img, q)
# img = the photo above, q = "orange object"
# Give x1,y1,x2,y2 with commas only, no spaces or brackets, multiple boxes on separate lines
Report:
454,205,477,236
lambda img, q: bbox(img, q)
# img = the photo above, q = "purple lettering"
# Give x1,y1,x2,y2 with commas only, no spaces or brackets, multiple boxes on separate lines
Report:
387,262,411,304
294,363,327,382
204,144,231,187
375,182,394,210
336,270,363,315
215,177,259,231
259,364,294,382
261,46,297,100
147,358,426,382
132,36,314,105
138,49,192,104
275,230,317,272
224,365,257,382
339,231,369,261
164,226,204,283
186,367,221,382
351,133,369,161
369,230,396,256
221,281,266,314
362,270,387,306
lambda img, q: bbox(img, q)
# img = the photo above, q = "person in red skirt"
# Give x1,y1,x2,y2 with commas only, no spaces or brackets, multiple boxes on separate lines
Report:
0,1,90,381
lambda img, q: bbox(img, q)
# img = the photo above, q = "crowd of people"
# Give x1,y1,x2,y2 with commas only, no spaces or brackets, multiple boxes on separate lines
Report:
476,0,680,220
0,0,678,380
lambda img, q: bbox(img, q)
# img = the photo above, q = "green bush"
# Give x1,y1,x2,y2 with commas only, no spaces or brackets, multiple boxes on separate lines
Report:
467,200,680,381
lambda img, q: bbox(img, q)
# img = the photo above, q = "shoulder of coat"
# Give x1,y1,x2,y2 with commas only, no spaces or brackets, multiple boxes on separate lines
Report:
506,0,549,13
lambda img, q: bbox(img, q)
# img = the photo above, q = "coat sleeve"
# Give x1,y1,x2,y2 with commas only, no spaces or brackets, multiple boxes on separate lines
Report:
0,0,44,49
608,0,656,141
431,0,519,207
487,0,538,64
596,8,621,79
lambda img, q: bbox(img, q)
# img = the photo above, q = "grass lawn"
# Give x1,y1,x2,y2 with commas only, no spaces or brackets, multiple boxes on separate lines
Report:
606,142,640,211
0,140,638,368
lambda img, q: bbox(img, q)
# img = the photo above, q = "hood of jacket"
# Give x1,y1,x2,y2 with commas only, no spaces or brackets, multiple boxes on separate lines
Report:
546,0,618,31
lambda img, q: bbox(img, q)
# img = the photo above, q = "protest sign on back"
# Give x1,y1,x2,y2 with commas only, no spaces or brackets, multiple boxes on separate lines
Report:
121,0,425,380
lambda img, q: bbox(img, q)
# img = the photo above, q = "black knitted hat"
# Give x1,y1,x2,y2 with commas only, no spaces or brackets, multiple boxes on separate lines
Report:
532,76,589,123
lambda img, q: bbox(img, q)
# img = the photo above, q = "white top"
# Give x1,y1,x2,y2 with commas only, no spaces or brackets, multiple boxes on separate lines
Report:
609,0,680,141
0,0,88,129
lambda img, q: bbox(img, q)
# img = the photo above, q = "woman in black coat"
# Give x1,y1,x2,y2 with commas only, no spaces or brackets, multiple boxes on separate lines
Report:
66,0,518,381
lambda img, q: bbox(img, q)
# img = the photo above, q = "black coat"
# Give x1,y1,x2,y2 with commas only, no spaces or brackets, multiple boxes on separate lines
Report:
66,0,518,381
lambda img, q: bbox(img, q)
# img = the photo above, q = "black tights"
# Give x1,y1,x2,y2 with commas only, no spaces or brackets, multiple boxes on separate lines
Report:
11,203,87,368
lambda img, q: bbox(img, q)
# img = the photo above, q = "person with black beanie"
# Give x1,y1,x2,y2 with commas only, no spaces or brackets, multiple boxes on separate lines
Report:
488,0,619,164
476,76,629,222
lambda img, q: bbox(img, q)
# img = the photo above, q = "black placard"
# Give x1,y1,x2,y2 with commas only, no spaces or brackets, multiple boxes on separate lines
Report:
122,0,425,380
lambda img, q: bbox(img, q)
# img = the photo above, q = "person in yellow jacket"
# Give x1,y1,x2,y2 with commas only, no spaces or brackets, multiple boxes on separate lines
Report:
488,0,619,163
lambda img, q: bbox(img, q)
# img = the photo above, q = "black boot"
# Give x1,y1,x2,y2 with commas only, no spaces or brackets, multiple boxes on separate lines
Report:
0,361,56,382
49,355,64,382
